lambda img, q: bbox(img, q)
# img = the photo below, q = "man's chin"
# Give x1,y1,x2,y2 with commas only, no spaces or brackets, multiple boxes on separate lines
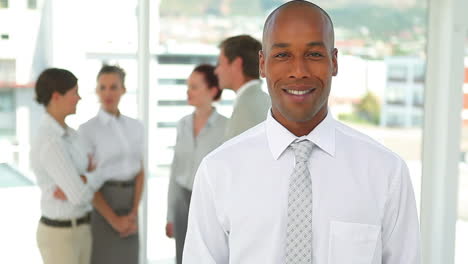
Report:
280,109,317,124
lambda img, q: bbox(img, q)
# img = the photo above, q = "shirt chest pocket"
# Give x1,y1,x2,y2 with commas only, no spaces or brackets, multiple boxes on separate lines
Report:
328,221,380,264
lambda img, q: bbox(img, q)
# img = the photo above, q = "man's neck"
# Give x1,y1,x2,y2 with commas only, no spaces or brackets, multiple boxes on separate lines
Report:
271,107,328,137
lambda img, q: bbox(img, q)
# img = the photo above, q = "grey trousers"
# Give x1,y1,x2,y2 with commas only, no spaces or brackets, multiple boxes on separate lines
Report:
173,183,192,264
91,182,139,264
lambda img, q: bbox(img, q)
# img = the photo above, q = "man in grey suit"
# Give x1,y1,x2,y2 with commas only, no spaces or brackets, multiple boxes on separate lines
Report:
215,35,271,141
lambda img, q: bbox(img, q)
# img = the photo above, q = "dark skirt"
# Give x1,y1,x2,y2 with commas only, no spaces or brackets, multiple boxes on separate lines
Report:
91,180,139,264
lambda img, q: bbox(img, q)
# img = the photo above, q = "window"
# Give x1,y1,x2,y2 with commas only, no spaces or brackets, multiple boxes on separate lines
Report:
455,35,468,264
158,54,216,65
414,63,425,82
0,59,16,82
158,78,186,85
0,0,8,8
0,91,14,112
28,0,37,9
0,90,15,138
0,0,435,263
388,64,408,82
413,85,424,107
386,85,406,105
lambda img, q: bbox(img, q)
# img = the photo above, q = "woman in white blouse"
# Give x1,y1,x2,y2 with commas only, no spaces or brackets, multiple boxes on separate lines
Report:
31,68,102,264
165,64,228,264
78,65,144,264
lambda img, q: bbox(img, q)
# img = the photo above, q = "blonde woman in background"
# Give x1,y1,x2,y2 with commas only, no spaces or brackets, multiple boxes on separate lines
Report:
78,65,144,264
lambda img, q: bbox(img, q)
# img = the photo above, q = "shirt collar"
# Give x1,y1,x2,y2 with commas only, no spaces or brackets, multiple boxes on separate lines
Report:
266,109,336,160
43,112,67,137
206,108,220,127
235,79,262,98
98,108,119,125
191,108,220,127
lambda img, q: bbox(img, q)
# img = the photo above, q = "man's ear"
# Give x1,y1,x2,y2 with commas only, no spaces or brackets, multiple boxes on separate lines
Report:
209,86,218,99
332,48,338,76
259,50,266,78
233,56,243,71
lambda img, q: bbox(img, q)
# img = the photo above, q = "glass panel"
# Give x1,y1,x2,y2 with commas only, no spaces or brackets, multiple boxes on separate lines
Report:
455,32,468,264
327,1,426,216
149,0,427,263
28,0,37,9
0,0,8,9
0,90,15,138
0,59,16,82
1,0,430,263
0,1,138,263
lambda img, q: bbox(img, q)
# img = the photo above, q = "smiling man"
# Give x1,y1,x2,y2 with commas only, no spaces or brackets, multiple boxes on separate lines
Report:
182,1,421,264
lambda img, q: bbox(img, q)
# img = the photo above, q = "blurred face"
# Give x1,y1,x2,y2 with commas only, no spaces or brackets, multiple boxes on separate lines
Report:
214,49,235,90
55,85,81,116
96,73,125,113
187,71,217,108
259,6,338,128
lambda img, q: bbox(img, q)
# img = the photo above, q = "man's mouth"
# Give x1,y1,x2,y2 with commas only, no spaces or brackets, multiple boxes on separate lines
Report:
284,88,315,95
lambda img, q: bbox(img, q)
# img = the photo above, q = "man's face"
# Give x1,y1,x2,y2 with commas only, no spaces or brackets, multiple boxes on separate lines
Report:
259,7,338,126
215,49,234,90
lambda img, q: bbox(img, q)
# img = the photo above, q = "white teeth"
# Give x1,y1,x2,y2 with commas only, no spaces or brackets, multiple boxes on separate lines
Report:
285,89,312,95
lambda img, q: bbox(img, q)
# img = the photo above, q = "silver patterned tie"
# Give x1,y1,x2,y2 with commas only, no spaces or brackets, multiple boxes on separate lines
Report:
285,139,314,264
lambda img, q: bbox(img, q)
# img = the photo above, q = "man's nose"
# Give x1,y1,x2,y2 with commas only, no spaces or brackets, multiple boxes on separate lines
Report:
288,58,311,79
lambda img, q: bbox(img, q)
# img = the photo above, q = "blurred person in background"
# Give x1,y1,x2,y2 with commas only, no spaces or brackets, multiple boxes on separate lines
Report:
215,35,271,141
31,68,103,264
77,65,144,264
165,64,227,264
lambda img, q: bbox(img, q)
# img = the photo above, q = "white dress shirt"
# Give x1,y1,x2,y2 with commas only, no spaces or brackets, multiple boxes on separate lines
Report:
30,113,102,219
78,109,144,182
183,111,421,264
167,109,227,221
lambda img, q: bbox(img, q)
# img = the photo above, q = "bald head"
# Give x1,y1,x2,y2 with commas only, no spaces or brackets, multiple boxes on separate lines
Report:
258,0,338,135
262,1,335,52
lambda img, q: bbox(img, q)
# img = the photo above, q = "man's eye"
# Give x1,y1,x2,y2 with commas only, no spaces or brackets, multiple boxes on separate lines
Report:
274,53,288,58
307,52,323,57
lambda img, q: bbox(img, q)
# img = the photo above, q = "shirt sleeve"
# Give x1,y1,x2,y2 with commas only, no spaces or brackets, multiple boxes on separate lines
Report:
77,124,103,191
382,160,421,263
133,119,146,164
77,124,95,155
167,122,181,222
166,172,177,222
84,170,104,191
182,160,229,264
40,138,97,206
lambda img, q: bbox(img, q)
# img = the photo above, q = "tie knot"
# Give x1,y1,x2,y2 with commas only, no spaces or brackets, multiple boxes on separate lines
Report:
290,139,314,163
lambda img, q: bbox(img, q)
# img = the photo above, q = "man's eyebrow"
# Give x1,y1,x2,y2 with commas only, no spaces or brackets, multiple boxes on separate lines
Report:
271,43,289,49
270,41,326,49
306,41,326,47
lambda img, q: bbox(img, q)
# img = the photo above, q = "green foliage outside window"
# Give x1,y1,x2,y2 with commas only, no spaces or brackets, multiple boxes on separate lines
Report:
338,91,381,126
